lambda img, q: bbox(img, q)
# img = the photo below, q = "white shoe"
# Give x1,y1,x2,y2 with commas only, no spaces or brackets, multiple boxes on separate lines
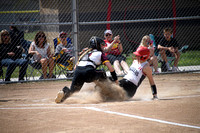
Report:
166,62,172,71
172,66,180,72
55,90,65,103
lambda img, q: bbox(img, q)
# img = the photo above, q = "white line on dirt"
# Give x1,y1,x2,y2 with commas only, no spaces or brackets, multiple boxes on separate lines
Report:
0,94,200,129
0,106,199,130
84,107,200,130
164,94,200,99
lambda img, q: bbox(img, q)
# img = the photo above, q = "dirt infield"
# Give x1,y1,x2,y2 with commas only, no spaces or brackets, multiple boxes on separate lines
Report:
0,73,200,133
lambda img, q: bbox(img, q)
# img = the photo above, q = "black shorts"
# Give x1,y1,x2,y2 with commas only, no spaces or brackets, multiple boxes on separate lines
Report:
119,78,138,98
70,65,106,92
107,54,126,65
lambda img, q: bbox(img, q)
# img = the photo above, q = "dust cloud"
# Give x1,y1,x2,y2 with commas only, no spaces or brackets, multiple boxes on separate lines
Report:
64,79,129,104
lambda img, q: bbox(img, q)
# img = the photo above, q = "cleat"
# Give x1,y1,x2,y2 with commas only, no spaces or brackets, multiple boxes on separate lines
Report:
55,90,65,103
55,86,72,103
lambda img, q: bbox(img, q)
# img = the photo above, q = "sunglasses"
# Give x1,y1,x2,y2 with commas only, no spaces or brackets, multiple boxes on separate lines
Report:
105,34,111,37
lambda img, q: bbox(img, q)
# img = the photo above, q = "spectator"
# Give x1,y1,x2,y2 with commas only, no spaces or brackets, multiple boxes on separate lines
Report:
139,35,159,73
54,32,75,63
28,31,54,79
9,24,25,54
0,30,28,81
103,30,129,76
158,28,180,71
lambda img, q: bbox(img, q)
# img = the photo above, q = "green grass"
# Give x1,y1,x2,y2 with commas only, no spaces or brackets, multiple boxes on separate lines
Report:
24,31,39,41
178,51,200,66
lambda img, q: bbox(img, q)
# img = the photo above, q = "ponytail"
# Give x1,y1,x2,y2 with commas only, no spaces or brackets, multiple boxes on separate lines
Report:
76,48,93,65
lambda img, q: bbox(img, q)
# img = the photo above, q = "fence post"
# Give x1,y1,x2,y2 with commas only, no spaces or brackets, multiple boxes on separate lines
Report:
72,0,79,64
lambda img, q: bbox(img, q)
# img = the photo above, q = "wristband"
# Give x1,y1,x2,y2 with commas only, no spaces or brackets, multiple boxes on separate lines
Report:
110,71,118,81
151,85,157,95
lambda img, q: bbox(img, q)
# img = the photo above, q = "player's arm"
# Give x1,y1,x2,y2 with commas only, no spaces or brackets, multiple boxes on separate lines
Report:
101,52,118,83
143,64,158,99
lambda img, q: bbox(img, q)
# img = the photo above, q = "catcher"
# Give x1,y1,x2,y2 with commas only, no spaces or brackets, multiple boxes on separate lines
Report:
55,36,118,103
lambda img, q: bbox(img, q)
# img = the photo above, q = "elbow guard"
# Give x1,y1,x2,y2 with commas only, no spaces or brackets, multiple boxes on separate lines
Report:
151,85,157,95
110,71,118,81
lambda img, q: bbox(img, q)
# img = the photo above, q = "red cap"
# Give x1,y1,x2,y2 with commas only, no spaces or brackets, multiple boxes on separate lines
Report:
59,32,67,37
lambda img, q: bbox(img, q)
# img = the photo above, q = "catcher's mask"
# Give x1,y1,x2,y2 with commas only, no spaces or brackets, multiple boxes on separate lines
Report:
89,36,105,51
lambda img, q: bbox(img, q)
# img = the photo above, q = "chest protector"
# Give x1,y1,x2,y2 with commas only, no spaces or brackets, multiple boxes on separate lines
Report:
79,50,102,68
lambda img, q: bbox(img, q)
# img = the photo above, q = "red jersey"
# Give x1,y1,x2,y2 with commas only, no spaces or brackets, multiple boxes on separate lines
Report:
104,40,121,56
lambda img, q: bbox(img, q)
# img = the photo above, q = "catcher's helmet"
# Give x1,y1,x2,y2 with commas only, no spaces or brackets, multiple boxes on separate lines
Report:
133,46,150,61
89,36,105,51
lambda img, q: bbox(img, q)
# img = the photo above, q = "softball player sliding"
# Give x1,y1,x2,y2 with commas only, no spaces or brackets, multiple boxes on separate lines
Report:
119,46,158,99
55,36,118,103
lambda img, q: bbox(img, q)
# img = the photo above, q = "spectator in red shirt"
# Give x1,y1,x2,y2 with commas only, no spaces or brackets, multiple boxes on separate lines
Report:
103,30,129,76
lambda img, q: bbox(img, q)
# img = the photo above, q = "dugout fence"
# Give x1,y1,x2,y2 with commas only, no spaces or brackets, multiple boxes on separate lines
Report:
0,0,200,83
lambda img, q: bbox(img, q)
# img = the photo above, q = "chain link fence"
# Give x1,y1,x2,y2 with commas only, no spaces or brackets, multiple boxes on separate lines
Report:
0,0,200,83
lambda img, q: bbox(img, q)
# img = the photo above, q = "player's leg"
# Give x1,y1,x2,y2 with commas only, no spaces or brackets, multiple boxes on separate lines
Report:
119,79,137,98
55,66,85,103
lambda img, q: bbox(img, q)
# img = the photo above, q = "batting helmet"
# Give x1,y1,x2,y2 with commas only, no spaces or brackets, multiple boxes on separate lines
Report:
133,46,150,61
89,36,105,51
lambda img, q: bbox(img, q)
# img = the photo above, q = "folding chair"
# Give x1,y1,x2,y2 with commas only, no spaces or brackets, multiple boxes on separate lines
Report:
53,37,74,78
